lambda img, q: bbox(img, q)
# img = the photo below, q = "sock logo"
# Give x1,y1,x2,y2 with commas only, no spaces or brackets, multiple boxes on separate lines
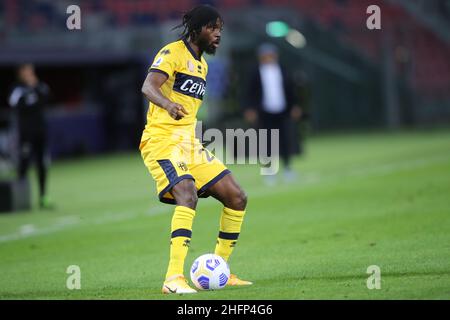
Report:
183,239,191,247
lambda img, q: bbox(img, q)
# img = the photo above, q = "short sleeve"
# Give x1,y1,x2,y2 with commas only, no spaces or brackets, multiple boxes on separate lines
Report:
148,46,178,78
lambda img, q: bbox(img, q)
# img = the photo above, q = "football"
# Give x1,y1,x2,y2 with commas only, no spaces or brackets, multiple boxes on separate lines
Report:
190,254,230,290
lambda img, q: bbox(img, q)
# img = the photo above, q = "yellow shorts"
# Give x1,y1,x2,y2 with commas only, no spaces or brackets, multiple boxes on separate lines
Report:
139,135,230,204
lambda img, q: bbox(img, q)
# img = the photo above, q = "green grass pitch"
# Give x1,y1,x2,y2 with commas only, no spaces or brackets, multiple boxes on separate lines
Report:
0,130,449,299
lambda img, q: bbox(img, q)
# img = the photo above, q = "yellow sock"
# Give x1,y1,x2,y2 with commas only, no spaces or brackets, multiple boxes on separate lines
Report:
165,206,195,279
214,207,245,262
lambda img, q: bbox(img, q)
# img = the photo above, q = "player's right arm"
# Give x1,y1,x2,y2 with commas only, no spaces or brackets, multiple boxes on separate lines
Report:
141,72,188,120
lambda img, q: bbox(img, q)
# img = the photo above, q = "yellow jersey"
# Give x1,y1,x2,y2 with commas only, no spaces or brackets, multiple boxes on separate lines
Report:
141,38,209,141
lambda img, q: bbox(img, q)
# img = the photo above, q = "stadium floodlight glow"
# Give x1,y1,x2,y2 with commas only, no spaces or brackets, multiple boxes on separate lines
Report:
266,21,290,38
285,29,307,48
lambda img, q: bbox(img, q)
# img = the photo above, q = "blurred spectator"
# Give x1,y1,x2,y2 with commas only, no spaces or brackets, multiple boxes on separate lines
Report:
8,64,54,210
245,43,302,185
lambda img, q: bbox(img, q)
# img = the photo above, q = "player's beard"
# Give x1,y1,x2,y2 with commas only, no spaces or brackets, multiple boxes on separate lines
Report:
198,37,217,55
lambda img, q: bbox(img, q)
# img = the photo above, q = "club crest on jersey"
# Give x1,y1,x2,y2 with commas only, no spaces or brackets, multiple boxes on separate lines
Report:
173,72,206,100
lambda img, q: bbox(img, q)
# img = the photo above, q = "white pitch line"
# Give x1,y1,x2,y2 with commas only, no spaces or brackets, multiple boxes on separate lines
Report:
0,154,448,244
0,218,80,243
0,205,172,244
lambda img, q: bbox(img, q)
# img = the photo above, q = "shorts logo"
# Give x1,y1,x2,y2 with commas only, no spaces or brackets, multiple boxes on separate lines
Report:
173,72,206,100
176,161,188,171
200,148,215,162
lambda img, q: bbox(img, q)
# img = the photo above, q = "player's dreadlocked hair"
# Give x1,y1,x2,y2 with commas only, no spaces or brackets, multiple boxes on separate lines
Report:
173,5,223,41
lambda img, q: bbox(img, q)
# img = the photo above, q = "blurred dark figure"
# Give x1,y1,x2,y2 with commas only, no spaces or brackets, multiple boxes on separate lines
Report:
8,64,53,209
245,43,302,184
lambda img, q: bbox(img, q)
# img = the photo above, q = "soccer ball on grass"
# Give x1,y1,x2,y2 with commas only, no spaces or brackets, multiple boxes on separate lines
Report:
190,253,230,290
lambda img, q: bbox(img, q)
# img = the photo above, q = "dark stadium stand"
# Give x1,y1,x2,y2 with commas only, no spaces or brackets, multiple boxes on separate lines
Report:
2,0,448,99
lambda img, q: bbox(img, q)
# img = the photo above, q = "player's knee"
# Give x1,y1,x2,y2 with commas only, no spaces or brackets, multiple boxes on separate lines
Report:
172,180,198,209
229,188,247,211
239,189,248,210
182,192,198,209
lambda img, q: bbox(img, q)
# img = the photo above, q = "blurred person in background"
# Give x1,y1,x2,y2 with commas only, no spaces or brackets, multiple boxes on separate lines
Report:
8,63,53,210
245,43,302,185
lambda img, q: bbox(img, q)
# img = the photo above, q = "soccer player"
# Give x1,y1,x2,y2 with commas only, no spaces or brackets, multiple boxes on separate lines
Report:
140,5,252,294
8,63,53,210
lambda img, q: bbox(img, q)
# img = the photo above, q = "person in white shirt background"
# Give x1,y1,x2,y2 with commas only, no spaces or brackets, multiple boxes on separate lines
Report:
245,43,303,185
